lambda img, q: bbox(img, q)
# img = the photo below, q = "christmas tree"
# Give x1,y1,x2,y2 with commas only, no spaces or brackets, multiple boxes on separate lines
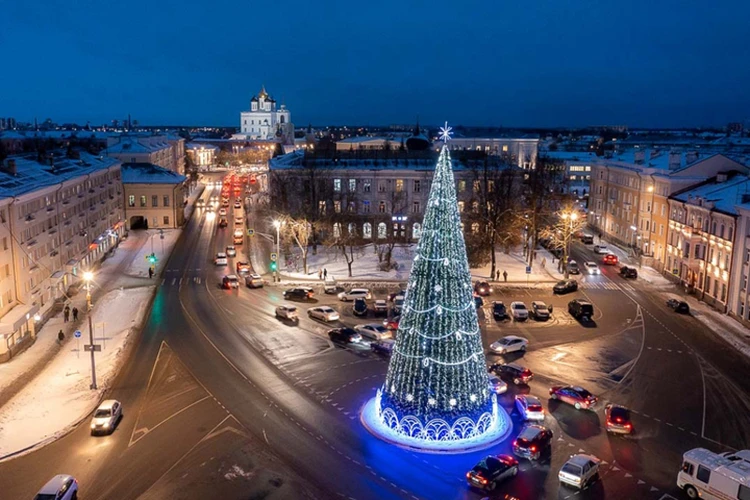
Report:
371,123,501,445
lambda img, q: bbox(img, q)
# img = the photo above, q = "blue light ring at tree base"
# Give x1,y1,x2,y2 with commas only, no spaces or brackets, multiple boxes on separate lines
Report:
360,390,513,454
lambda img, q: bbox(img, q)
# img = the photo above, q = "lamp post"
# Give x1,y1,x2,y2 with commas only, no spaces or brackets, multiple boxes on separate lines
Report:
83,271,97,390
273,220,282,283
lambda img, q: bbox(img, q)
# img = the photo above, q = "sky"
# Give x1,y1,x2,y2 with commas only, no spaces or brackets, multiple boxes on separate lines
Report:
1,0,749,128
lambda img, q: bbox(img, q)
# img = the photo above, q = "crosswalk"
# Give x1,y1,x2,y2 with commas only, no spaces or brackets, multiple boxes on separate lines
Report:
159,276,205,287
580,281,635,292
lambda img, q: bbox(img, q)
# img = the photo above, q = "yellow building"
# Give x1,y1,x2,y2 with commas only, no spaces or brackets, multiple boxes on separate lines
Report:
121,163,187,230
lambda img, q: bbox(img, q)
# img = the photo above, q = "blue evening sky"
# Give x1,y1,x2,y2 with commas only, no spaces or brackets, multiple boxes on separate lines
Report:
1,0,748,128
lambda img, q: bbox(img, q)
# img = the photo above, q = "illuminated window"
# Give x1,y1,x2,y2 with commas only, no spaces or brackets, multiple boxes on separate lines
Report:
334,201,341,213
396,179,404,192
502,145,509,152
333,179,341,192
349,179,356,191
363,223,372,238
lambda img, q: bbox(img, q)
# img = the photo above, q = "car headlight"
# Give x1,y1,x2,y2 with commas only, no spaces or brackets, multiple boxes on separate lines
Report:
91,423,96,429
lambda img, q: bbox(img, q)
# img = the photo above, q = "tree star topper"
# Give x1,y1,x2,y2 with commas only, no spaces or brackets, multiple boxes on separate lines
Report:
439,121,453,143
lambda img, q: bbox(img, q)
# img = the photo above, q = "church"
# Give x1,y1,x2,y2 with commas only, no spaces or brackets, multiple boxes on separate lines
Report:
237,86,294,144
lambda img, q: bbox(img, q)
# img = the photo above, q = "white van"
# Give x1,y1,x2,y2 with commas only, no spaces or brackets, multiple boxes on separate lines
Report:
678,447,750,500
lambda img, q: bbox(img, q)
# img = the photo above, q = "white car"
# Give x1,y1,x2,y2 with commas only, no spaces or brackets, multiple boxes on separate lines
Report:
510,302,529,321
219,208,227,216
233,229,244,238
583,261,600,274
559,454,601,489
338,288,372,301
225,245,236,257
90,399,122,435
36,475,78,500
275,305,298,321
308,306,340,322
489,335,529,354
515,394,545,421
234,201,242,209
393,295,405,313
355,324,391,341
234,216,243,226
214,252,228,266
373,299,388,314
488,374,508,395
593,244,609,254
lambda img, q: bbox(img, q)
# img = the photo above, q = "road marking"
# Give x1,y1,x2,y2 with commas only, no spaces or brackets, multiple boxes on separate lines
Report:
617,305,645,385
172,278,177,285
263,429,269,444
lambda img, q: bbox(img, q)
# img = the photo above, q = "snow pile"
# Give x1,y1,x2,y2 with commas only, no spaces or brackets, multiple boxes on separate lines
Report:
126,229,182,277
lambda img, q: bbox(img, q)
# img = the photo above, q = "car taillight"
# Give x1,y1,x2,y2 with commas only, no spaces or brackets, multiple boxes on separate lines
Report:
624,423,632,429
466,472,471,479
530,445,537,452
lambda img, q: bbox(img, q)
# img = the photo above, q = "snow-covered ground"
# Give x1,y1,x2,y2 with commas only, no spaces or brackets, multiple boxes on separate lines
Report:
0,287,154,457
126,229,182,278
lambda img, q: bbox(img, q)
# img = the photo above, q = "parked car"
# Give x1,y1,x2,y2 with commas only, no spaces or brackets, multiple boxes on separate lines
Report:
235,261,251,274
353,298,368,316
530,301,551,321
512,424,553,461
581,234,594,244
388,289,407,302
593,244,609,254
583,261,600,275
559,454,601,489
474,280,493,296
245,273,263,288
553,279,578,294
355,323,391,341
489,336,528,355
275,305,298,322
568,299,594,321
225,245,236,257
466,455,519,491
283,287,314,301
222,275,240,289
510,302,529,321
515,394,545,421
214,252,228,266
323,277,338,294
488,374,508,395
620,266,638,279
90,399,123,435
328,327,361,344
492,301,508,320
373,299,388,315
604,404,634,435
35,475,78,500
338,288,372,301
549,385,598,410
666,298,690,314
567,260,581,275
602,253,619,265
383,315,400,330
490,363,534,385
308,306,340,322
393,295,406,313
371,339,395,356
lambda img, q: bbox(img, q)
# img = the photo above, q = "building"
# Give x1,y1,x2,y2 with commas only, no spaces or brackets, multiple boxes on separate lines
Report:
730,203,750,326
186,143,219,169
666,172,750,313
0,152,124,362
336,136,409,151
165,133,186,175
238,86,294,144
589,152,748,270
121,163,187,230
544,151,598,197
442,136,539,170
102,135,184,175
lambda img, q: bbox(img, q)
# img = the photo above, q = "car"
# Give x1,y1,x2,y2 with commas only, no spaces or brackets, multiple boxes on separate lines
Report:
388,289,407,302
553,279,578,294
214,252,228,266
515,394,545,421
568,299,594,321
593,244,609,254
567,260,580,275
371,339,395,356
222,200,230,207
373,299,388,315
233,234,243,245
510,301,529,321
559,454,601,489
234,216,244,226
492,301,508,320
283,287,314,300
489,336,528,355
222,275,240,289
245,273,263,288
35,474,78,500
583,261,600,275
355,323,391,341
275,305,298,321
196,199,205,207
512,424,553,461
233,228,243,238
666,298,690,314
474,280,492,296
581,234,594,244
225,245,237,257
323,277,338,294
338,288,372,301
549,385,598,410
393,294,406,313
466,454,519,491
308,306,340,322
219,208,227,216
619,266,638,278
604,404,634,435
328,327,361,344
235,261,251,274
353,298,368,317
218,217,228,228
490,363,534,385
602,253,619,265
90,399,122,435
488,374,508,394
383,315,400,330
234,201,242,209
530,301,551,321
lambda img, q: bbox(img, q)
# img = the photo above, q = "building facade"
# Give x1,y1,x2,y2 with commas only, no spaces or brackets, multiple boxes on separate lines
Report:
186,143,218,169
121,163,187,230
239,86,294,144
730,204,750,326
102,135,185,175
443,137,539,170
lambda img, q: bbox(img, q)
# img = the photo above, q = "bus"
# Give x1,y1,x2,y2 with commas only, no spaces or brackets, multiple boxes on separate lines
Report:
678,448,750,500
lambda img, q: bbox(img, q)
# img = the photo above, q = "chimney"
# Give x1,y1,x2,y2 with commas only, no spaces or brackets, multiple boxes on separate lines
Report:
686,150,699,164
716,172,728,183
669,151,682,170
2,158,17,175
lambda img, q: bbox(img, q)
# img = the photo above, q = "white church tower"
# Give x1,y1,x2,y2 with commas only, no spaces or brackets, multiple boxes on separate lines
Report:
239,86,293,144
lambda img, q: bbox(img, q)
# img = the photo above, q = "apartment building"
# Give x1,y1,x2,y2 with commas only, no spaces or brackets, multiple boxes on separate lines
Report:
102,134,185,175
589,151,748,270
122,163,187,230
0,152,124,362
186,143,218,169
731,204,750,326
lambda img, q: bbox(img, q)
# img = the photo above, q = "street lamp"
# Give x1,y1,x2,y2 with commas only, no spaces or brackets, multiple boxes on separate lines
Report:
83,271,97,390
273,220,283,283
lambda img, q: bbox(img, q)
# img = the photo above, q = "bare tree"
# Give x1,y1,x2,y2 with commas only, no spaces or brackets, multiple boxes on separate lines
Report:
539,205,586,279
326,220,363,278
281,216,312,275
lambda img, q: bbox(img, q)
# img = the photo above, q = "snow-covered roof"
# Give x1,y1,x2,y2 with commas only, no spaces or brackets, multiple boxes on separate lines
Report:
338,136,397,144
186,143,219,151
671,173,750,215
0,130,118,141
102,135,172,155
120,163,187,184
544,151,599,163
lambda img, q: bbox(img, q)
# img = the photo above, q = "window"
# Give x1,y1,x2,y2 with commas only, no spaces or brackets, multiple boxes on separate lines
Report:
318,200,326,215
378,180,387,193
412,223,422,239
362,201,370,214
333,223,341,238
128,195,135,207
458,180,466,192
471,222,480,233
696,465,711,483
473,180,480,193
348,179,356,192
363,180,371,193
347,201,355,213
163,216,170,225
4,264,9,277
472,201,479,214
2,237,6,250
333,201,341,213
712,222,717,235
379,201,386,213
152,195,158,207
363,223,372,239
487,180,494,192
140,196,147,207
413,201,420,213
413,180,421,193
729,226,734,241
163,196,169,207
739,484,750,500
377,222,387,239
395,179,404,192
458,201,465,212
333,179,341,192
502,145,508,152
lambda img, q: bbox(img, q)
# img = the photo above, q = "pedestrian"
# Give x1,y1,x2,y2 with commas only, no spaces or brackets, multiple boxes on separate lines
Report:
72,307,79,321
495,270,500,281
57,329,65,345
148,266,154,279
503,270,508,282
63,305,70,323
542,257,547,269
319,269,323,280
323,268,328,280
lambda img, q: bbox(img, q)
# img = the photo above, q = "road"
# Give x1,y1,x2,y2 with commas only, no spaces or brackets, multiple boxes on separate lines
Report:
2,173,750,500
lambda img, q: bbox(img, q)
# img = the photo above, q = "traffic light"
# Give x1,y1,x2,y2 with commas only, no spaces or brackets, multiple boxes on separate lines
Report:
269,260,277,272
148,253,157,264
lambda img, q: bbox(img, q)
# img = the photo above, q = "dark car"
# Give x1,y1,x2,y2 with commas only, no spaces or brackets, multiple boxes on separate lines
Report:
282,287,314,301
512,424,553,461
581,234,594,244
567,261,581,275
492,301,508,320
474,280,493,296
465,454,519,491
553,279,578,294
218,218,228,228
604,404,634,435
666,298,690,314
620,266,638,279
328,327,362,344
549,385,598,410
353,298,368,317
370,339,395,356
568,299,594,321
489,363,534,385
474,296,484,308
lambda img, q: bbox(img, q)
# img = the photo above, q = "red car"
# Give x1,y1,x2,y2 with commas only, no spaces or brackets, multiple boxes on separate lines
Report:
383,315,401,330
549,386,598,410
602,254,619,265
604,404,634,435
